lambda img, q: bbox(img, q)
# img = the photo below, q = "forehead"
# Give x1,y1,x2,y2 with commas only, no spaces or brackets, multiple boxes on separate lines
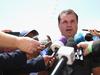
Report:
60,13,77,20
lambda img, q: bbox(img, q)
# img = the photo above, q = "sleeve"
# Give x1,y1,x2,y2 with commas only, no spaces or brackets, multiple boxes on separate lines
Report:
18,55,46,73
92,40,100,56
0,50,27,70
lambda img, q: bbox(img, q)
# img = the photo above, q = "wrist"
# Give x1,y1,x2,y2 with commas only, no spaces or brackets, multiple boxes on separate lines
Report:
16,37,22,49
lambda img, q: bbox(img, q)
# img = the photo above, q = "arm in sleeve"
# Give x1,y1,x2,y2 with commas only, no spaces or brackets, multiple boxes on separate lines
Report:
18,55,46,73
0,50,27,69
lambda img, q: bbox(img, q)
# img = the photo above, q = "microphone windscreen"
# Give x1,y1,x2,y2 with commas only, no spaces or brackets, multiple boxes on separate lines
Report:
50,36,67,51
50,41,64,51
66,37,76,47
59,36,67,45
74,33,85,44
57,46,75,65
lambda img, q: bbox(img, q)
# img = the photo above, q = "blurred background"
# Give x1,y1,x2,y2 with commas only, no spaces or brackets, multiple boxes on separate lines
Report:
0,0,100,41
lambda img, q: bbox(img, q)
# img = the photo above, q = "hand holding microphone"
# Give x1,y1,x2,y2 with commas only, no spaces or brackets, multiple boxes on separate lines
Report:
82,29,100,37
77,41,93,56
33,34,52,49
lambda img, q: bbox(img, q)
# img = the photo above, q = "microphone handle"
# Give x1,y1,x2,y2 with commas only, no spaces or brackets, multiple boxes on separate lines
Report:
51,56,67,75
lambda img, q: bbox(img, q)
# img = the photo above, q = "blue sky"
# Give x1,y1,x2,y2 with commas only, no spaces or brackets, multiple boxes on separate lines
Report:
0,0,100,40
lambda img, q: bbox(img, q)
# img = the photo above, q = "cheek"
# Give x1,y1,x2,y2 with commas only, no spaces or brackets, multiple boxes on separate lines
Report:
73,27,77,34
60,27,66,33
61,25,66,30
73,25,77,30
59,25,64,31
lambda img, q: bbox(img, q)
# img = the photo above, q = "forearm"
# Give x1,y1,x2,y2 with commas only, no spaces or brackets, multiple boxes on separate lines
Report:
0,32,18,49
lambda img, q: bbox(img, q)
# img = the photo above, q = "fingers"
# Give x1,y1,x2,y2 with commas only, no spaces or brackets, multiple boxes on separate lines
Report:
36,44,45,50
18,37,45,54
89,29,98,36
77,42,84,48
43,55,56,68
30,39,45,52
77,41,92,56
30,44,45,54
48,57,55,67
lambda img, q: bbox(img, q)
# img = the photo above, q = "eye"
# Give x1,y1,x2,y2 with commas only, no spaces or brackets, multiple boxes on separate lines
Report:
62,21,68,24
71,20,74,24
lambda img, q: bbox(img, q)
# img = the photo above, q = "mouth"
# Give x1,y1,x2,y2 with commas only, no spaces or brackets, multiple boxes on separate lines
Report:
66,29,72,31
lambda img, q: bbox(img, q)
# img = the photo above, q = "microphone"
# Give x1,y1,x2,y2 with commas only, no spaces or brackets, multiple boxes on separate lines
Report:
34,35,52,48
74,33,85,44
59,36,67,45
57,46,75,65
66,37,76,47
50,36,67,51
82,29,100,33
57,37,76,65
38,35,54,56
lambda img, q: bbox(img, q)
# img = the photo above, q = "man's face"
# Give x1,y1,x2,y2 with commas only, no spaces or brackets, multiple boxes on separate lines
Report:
58,13,78,39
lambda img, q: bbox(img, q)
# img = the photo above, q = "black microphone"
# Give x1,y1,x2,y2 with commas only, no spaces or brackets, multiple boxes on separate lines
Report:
82,29,100,33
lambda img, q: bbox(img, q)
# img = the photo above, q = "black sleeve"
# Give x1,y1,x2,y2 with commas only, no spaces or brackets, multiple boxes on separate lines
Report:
0,50,27,70
0,51,46,74
92,40,100,56
18,55,46,73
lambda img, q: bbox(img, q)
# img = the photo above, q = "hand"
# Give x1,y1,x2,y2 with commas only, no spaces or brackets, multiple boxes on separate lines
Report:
17,37,45,54
43,55,55,67
89,29,100,36
77,41,91,56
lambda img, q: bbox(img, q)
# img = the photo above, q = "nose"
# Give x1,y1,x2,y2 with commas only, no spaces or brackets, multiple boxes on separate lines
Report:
68,22,72,26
